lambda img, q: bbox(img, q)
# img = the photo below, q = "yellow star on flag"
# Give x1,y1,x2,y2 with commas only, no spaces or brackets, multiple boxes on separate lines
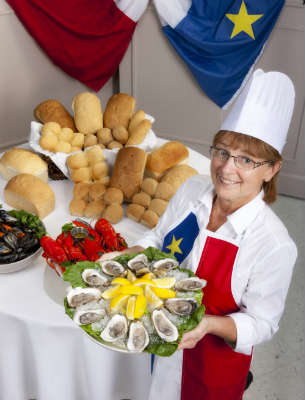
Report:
166,235,183,256
226,1,263,40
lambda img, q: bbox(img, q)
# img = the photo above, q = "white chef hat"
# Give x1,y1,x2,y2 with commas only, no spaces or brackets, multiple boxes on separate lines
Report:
220,69,295,153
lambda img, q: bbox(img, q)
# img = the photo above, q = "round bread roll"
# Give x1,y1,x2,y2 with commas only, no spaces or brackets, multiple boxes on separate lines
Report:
112,125,128,144
103,187,124,205
72,92,103,134
84,134,98,148
71,132,85,148
71,146,82,153
41,122,61,136
54,140,71,154
70,167,92,183
140,210,159,229
88,182,106,201
126,203,145,222
67,152,89,169
69,199,87,217
39,133,58,151
102,204,124,224
98,176,110,186
92,161,108,180
85,145,104,165
140,178,158,197
59,127,74,143
73,182,91,201
131,191,151,208
128,110,146,133
97,128,113,145
107,141,123,149
154,181,175,201
148,198,168,217
84,199,106,218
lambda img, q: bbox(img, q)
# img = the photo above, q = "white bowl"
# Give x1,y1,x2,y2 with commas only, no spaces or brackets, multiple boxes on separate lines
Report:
0,246,42,274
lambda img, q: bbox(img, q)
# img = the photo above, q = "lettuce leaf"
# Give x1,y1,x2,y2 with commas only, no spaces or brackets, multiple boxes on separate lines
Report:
63,261,100,287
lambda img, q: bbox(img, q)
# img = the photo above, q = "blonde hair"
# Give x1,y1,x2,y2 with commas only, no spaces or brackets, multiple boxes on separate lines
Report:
213,130,282,204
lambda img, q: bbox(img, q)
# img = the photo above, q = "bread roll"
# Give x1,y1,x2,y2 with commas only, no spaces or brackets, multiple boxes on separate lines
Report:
161,164,198,192
84,134,98,148
39,133,58,151
70,167,92,183
85,145,104,165
73,182,91,201
126,204,145,222
112,125,128,144
69,199,87,217
140,178,158,197
140,210,159,229
34,99,76,131
97,128,113,145
102,204,124,224
84,200,106,218
128,110,146,132
72,92,103,134
126,119,151,146
148,198,168,217
110,147,147,201
4,173,55,218
145,141,189,179
71,133,85,148
67,152,89,169
0,148,48,182
92,161,108,180
107,141,123,149
103,187,124,205
54,140,71,154
58,128,74,143
154,181,175,201
88,182,106,201
132,191,151,208
41,122,61,136
104,93,136,129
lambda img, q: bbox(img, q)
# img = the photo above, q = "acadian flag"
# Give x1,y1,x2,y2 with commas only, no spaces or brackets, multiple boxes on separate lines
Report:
153,0,285,108
6,0,148,91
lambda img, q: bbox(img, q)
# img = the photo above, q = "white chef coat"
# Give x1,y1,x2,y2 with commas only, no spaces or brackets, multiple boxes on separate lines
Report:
135,174,297,355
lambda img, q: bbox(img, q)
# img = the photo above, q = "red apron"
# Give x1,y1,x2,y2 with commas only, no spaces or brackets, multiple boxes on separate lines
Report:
181,236,252,400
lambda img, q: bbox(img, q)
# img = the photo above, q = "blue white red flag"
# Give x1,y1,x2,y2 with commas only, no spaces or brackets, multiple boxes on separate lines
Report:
153,0,285,108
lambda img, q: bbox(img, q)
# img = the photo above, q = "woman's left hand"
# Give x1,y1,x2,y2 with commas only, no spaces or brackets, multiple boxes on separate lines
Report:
178,316,210,350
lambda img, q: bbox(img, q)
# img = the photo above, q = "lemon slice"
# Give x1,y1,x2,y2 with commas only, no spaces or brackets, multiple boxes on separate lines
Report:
101,285,121,299
112,277,131,286
134,294,147,319
142,272,156,279
133,278,156,287
119,284,144,296
151,287,176,299
127,269,136,282
145,286,163,309
110,294,129,312
126,295,136,320
152,277,176,289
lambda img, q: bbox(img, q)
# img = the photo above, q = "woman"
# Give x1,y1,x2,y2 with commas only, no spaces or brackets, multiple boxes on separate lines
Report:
102,69,297,399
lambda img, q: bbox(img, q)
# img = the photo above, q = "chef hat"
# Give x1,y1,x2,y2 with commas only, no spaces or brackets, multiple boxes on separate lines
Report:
220,69,295,153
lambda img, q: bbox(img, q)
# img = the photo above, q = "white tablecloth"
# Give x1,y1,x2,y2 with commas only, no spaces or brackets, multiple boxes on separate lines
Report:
0,141,210,400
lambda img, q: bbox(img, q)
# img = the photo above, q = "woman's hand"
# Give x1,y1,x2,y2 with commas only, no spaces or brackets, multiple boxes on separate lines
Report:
178,316,210,350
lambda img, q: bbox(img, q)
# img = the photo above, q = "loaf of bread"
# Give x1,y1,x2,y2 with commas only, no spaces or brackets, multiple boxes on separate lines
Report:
34,100,76,131
4,173,55,218
161,164,198,192
0,148,48,183
103,93,136,129
145,141,189,180
110,147,147,201
126,119,151,146
72,92,103,134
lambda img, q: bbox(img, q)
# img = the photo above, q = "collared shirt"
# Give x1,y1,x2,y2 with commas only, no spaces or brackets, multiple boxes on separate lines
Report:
135,175,297,354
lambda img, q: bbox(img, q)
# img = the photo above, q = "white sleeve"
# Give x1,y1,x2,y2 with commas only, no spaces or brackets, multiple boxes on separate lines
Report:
228,241,297,355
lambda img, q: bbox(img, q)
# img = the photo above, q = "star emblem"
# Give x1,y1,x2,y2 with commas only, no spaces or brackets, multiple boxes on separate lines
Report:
166,235,183,256
226,1,263,40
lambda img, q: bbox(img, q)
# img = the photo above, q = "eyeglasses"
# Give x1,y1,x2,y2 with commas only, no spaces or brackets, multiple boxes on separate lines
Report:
209,146,274,170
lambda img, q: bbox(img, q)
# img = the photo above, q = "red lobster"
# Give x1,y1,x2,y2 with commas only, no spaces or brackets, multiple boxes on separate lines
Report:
94,218,127,252
40,236,68,276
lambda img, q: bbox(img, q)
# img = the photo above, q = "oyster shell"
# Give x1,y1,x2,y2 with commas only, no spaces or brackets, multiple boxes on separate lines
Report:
73,308,106,325
100,260,126,277
67,287,102,308
127,321,149,352
151,309,178,342
164,298,198,316
100,314,128,342
152,258,178,276
127,254,150,275
175,277,207,291
81,268,109,287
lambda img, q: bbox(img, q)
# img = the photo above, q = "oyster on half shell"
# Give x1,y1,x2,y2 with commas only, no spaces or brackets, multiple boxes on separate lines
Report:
81,268,109,287
127,254,150,275
73,308,106,325
151,309,179,342
100,314,128,342
164,297,198,316
67,287,102,308
152,258,178,276
100,260,126,277
175,277,207,291
127,321,149,352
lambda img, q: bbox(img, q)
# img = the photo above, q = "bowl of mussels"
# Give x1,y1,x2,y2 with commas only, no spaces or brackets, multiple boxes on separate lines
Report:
0,207,46,273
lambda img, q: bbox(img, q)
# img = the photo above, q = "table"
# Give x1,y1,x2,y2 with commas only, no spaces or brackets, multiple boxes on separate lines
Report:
0,142,210,400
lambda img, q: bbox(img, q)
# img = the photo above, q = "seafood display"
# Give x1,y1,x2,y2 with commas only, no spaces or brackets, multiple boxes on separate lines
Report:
63,247,206,356
0,208,45,264
40,218,127,276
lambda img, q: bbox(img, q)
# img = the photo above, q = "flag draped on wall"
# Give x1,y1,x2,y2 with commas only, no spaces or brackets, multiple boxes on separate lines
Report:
153,0,285,108
5,0,148,91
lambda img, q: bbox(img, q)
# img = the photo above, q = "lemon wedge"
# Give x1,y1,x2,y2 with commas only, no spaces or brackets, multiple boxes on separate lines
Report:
145,286,163,309
110,294,129,312
101,285,121,299
126,296,136,320
127,269,136,282
152,277,176,289
142,272,156,279
134,294,147,319
119,284,144,296
112,277,131,286
151,287,176,299
133,278,156,287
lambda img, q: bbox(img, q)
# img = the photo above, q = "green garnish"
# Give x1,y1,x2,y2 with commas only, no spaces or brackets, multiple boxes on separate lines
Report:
7,209,46,239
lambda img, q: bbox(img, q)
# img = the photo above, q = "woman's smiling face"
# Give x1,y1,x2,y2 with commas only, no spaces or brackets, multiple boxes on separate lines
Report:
210,140,279,209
